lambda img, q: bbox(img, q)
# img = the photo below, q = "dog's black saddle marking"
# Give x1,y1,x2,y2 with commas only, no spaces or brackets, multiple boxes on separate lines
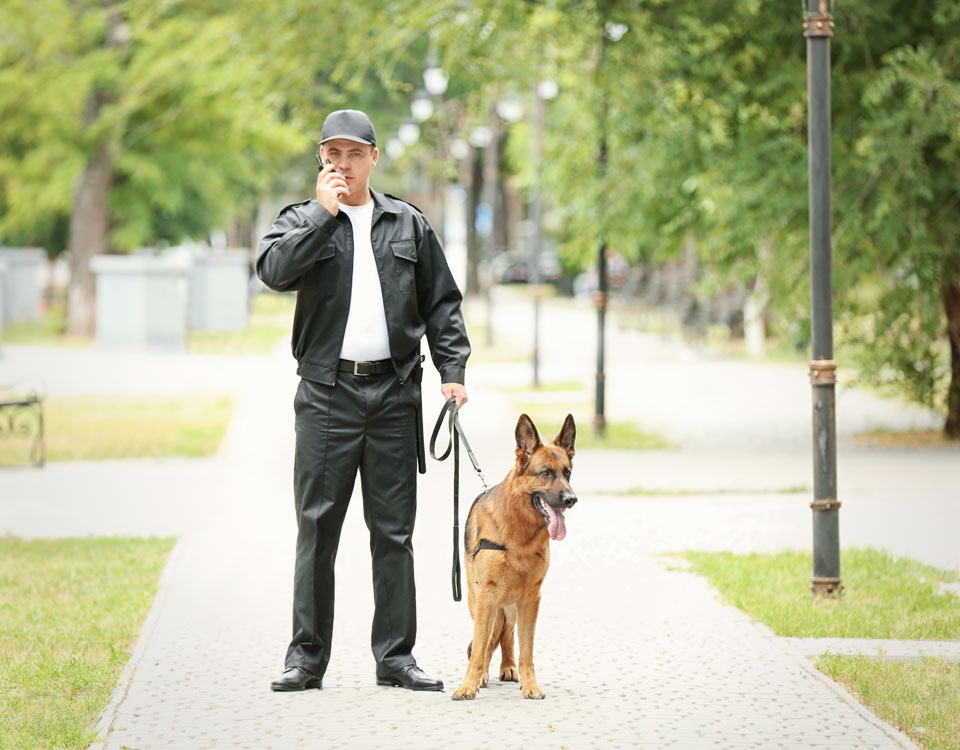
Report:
472,538,508,557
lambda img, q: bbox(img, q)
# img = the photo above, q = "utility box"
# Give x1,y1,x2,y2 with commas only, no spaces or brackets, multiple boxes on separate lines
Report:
90,253,191,349
0,247,45,324
188,249,250,332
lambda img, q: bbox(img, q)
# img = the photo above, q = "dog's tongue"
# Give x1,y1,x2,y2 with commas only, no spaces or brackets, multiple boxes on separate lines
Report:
544,504,567,541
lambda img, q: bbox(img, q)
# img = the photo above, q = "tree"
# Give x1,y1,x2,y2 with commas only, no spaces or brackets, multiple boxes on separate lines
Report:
0,0,304,335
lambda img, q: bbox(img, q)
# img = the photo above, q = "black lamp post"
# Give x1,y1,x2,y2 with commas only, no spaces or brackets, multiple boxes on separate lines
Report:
803,0,842,597
531,79,558,388
594,20,626,437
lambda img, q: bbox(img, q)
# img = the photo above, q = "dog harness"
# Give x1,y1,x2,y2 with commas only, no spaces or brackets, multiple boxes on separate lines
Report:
472,538,508,556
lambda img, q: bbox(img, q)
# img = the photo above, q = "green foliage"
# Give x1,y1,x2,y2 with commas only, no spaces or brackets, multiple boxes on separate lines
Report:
372,0,960,420
0,0,304,253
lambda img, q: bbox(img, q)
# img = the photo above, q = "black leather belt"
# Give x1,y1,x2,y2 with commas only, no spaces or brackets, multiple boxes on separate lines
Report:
338,358,393,376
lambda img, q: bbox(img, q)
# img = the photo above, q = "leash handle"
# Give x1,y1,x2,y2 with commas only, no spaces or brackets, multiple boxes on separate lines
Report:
429,396,490,488
430,396,488,602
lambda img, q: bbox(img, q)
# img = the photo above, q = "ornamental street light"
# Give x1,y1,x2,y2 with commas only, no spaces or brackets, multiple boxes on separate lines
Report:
411,90,434,122
803,0,842,598
423,65,449,97
397,121,421,147
386,138,405,161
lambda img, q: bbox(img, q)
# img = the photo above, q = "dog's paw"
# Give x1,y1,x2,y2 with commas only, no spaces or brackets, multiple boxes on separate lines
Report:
499,666,519,682
521,683,545,700
452,685,477,701
480,672,489,688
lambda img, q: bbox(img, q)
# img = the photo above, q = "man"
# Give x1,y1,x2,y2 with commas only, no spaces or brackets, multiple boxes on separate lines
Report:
257,109,470,693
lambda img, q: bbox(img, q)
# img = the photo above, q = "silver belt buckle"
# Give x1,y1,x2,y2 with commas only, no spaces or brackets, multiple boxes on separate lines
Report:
354,361,368,376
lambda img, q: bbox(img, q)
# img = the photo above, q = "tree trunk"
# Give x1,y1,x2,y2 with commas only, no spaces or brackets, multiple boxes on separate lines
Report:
65,9,126,337
943,256,960,439
66,144,113,336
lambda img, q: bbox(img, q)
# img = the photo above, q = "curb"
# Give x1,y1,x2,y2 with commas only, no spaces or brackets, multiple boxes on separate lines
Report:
88,536,186,749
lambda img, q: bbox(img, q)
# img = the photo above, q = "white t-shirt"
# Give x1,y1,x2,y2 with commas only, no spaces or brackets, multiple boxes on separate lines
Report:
337,200,392,361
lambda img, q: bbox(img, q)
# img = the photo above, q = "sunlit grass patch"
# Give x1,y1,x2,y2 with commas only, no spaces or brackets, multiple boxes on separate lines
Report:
186,292,294,355
851,429,959,448
463,323,528,364
496,379,586,393
508,401,672,451
619,485,808,496
681,548,960,639
0,536,176,750
818,656,960,750
0,394,234,464
1,293,91,348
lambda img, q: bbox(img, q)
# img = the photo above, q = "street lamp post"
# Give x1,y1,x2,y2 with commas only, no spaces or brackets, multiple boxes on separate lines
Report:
531,80,557,389
803,0,841,597
593,21,626,437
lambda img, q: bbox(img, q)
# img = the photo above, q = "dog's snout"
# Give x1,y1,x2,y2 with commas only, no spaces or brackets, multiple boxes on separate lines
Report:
561,492,578,509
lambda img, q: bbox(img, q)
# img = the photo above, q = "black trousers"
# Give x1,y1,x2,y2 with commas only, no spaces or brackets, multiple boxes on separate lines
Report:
286,368,421,677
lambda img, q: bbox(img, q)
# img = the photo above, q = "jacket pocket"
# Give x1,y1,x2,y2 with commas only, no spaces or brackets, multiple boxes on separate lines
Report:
390,238,417,292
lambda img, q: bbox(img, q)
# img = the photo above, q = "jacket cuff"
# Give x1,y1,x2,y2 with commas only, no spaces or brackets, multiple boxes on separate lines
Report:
301,201,339,232
440,366,466,386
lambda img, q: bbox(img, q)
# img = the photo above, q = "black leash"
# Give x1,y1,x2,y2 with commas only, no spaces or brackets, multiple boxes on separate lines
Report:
429,396,490,602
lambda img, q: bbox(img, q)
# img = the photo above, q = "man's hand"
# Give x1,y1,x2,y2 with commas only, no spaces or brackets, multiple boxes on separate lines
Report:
441,383,468,410
316,164,348,216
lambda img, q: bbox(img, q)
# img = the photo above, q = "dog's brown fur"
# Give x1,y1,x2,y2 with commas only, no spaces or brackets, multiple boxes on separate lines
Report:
451,413,577,701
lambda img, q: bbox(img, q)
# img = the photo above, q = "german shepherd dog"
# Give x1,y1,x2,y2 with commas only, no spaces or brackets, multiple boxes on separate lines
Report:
451,413,577,701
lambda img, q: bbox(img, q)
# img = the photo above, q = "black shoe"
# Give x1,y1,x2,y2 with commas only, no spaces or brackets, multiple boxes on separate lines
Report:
376,664,444,691
271,666,322,692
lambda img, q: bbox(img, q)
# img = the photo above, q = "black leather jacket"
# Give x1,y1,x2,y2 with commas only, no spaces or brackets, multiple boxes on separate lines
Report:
256,189,470,386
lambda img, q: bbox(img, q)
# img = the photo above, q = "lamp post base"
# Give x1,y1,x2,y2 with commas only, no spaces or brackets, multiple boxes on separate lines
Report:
811,577,843,597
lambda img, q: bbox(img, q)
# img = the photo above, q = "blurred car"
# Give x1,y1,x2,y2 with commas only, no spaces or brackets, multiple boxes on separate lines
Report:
500,261,533,284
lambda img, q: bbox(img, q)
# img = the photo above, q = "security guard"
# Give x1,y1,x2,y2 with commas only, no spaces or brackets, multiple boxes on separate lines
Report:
257,109,470,692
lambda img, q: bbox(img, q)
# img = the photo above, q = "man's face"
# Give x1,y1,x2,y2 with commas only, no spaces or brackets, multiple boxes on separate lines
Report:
319,139,379,201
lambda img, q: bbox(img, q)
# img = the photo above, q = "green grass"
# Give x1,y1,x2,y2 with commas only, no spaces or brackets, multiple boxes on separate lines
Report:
619,485,809,496
0,536,176,750
817,656,960,750
0,394,235,464
851,429,960,449
463,323,529,364
186,292,294,355
509,401,672,451
1,294,91,348
681,548,960,639
496,379,586,393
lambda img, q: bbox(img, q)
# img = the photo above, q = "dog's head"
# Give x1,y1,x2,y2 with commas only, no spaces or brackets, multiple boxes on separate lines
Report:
514,413,577,541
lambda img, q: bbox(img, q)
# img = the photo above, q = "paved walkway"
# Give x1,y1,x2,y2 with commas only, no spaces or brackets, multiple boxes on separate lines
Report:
3,289,957,748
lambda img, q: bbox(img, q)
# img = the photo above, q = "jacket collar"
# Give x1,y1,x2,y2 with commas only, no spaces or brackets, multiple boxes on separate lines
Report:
370,188,403,215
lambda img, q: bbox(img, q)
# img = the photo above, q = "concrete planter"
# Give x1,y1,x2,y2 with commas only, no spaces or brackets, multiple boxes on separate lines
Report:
0,258,7,356
188,250,251,332
90,254,191,349
0,247,45,324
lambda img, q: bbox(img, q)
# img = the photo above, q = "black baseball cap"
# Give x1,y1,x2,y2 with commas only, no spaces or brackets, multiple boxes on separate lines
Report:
318,109,377,147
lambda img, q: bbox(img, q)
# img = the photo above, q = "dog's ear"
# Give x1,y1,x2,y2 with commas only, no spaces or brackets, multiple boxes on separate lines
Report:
553,414,576,459
515,414,542,469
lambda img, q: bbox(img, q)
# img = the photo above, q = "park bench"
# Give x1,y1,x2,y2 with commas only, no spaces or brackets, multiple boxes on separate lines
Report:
0,383,45,467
